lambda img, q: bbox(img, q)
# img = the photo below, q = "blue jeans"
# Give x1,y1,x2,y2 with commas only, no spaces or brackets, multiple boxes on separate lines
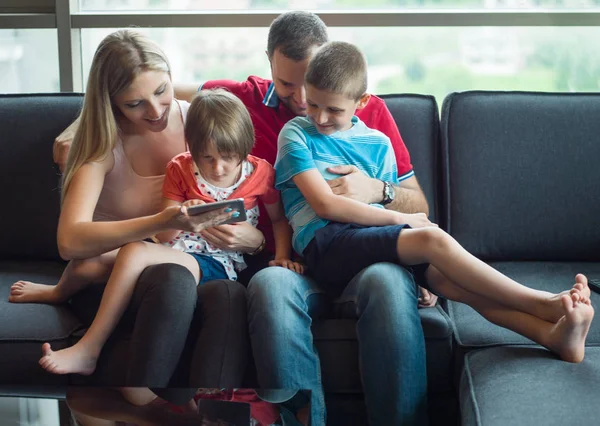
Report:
247,262,429,426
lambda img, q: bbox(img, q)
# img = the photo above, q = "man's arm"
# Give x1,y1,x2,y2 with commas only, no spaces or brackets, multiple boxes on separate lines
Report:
326,166,429,215
173,84,200,102
387,175,429,215
53,116,80,172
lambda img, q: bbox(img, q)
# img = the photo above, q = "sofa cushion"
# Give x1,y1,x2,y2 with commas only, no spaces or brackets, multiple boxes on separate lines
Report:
460,346,600,426
0,260,83,386
382,94,440,224
441,91,600,260
313,305,455,394
448,261,600,349
0,93,83,261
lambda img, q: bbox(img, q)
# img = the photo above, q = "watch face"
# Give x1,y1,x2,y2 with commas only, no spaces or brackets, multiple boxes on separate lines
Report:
384,182,394,204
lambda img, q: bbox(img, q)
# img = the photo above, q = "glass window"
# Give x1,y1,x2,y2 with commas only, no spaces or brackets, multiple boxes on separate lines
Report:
82,27,600,104
79,0,600,11
0,29,59,94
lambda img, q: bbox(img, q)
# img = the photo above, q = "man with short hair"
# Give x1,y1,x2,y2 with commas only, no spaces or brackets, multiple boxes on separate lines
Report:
175,11,433,426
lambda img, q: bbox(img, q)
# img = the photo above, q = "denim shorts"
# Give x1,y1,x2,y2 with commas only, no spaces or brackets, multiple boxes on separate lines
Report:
189,253,229,285
303,222,430,296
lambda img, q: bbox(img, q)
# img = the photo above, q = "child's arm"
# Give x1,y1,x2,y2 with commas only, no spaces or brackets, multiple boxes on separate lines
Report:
263,200,304,274
293,169,431,229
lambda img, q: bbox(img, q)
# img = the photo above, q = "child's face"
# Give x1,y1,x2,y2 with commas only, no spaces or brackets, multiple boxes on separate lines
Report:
195,141,242,188
305,84,361,136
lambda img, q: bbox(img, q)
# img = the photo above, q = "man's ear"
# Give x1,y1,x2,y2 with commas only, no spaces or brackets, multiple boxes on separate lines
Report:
356,93,371,110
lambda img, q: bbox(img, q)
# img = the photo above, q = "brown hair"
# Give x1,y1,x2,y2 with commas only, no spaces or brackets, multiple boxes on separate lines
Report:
305,41,367,101
61,29,171,204
185,88,254,163
267,11,328,61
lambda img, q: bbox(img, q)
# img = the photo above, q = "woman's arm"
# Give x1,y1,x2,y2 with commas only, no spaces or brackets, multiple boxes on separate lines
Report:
57,158,175,260
155,198,185,243
58,159,228,260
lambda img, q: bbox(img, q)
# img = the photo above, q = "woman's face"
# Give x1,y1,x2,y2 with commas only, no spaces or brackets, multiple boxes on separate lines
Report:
113,70,174,133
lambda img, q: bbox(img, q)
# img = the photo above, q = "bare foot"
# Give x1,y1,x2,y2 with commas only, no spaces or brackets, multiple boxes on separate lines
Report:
540,274,593,323
547,294,595,363
39,342,98,375
9,281,64,304
570,274,591,300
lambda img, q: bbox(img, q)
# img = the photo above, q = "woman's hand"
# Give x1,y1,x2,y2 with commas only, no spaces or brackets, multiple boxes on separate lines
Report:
200,221,264,253
269,258,305,274
163,203,234,234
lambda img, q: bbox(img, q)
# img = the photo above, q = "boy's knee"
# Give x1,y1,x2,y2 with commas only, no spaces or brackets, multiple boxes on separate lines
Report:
412,227,451,252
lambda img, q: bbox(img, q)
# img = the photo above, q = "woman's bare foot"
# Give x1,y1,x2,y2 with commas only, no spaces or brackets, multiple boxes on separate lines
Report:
547,293,594,363
9,281,65,304
38,342,98,375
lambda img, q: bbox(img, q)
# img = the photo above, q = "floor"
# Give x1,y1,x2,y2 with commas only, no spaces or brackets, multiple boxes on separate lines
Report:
0,397,61,426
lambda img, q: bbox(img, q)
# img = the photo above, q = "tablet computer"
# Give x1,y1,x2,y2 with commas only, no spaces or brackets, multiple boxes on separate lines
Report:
186,198,247,225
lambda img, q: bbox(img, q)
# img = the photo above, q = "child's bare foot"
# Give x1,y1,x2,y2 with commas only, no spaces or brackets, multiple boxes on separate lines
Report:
570,274,591,300
38,342,98,375
9,281,64,304
540,274,592,323
547,294,594,363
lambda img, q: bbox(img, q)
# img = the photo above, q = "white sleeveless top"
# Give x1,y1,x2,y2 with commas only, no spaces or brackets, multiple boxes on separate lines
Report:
93,100,190,221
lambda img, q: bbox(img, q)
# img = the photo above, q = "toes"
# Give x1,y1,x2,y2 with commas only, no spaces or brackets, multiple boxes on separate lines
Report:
41,343,52,357
575,274,588,286
571,292,581,303
561,294,573,312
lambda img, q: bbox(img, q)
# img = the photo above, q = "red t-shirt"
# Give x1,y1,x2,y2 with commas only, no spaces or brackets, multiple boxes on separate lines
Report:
163,153,280,209
201,76,414,252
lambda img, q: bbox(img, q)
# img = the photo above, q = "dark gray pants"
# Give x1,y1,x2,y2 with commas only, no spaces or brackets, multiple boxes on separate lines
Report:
69,263,248,390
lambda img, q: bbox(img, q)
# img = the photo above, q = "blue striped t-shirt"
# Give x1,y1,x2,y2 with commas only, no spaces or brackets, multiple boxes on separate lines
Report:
275,116,400,255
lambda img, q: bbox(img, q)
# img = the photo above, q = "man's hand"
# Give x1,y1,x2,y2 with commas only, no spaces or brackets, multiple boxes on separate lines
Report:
418,287,438,308
53,137,72,173
53,117,79,173
200,221,264,253
326,165,382,204
269,258,305,274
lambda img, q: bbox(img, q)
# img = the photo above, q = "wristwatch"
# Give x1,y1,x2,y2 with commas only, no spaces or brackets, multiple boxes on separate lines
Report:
381,181,395,205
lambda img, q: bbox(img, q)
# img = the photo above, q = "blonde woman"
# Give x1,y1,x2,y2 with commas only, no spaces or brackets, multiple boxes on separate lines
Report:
8,29,249,406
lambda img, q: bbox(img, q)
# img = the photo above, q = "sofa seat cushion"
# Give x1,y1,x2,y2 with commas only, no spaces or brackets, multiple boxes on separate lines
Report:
460,346,600,426
448,261,600,348
0,260,84,386
312,305,455,394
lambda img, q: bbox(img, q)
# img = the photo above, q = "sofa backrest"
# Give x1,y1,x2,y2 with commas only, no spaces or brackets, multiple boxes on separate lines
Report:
381,94,440,224
441,91,600,261
0,93,83,260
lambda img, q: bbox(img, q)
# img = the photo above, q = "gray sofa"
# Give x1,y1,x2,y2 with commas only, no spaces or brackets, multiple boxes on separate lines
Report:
0,92,598,426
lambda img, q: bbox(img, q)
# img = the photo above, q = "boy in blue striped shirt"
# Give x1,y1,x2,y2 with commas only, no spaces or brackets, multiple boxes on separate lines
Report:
275,41,594,363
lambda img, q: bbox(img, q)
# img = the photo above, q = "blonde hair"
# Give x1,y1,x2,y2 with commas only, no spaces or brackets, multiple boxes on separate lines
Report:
185,88,254,163
61,29,171,203
305,41,367,101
